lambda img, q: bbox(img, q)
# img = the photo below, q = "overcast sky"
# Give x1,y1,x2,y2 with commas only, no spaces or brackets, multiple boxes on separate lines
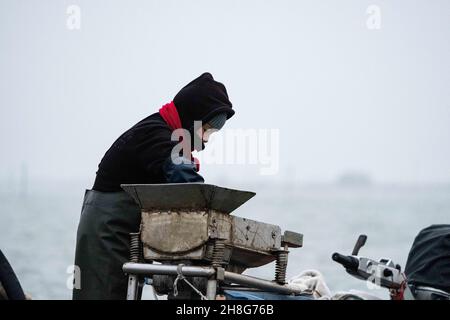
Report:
1,0,449,186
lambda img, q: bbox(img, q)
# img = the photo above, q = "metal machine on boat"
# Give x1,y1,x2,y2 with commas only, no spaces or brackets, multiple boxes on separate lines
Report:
332,231,450,300
121,183,304,300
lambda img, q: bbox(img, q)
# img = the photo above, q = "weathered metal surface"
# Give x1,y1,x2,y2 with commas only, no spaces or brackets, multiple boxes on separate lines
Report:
121,183,255,214
141,210,209,254
208,210,232,239
140,209,283,268
227,216,282,267
141,209,234,261
282,230,303,248
231,216,281,251
143,245,206,261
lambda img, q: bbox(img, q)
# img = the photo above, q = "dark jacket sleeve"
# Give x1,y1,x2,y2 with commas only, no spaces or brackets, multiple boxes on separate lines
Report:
134,115,204,183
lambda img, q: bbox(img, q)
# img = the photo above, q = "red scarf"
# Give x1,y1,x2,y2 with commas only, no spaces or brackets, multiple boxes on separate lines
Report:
159,101,200,171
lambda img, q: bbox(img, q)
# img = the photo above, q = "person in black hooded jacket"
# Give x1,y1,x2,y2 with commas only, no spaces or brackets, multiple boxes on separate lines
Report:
72,73,234,300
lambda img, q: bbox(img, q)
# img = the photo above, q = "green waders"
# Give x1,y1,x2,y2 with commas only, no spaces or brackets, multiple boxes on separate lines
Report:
72,190,141,300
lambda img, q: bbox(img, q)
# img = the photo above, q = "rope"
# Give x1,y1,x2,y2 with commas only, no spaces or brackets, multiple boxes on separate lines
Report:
173,264,208,300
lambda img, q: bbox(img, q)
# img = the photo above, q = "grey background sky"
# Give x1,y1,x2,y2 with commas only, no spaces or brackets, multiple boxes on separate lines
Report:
1,0,449,187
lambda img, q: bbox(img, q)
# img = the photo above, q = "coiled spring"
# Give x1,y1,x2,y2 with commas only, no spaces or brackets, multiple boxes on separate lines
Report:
275,250,289,284
212,239,226,267
129,232,141,263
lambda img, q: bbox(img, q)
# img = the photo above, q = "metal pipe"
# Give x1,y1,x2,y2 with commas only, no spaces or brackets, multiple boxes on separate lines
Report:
123,263,216,277
206,279,217,300
123,263,301,296
126,275,139,300
223,271,301,295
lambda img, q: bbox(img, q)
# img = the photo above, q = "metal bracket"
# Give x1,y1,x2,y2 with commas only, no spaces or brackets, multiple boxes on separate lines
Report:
216,267,225,281
281,230,303,248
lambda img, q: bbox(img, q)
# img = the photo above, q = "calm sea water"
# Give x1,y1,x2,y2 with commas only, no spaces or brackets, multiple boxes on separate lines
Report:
1,181,449,299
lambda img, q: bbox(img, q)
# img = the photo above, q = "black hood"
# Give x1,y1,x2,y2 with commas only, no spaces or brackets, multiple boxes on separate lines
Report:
405,224,450,293
173,72,235,131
